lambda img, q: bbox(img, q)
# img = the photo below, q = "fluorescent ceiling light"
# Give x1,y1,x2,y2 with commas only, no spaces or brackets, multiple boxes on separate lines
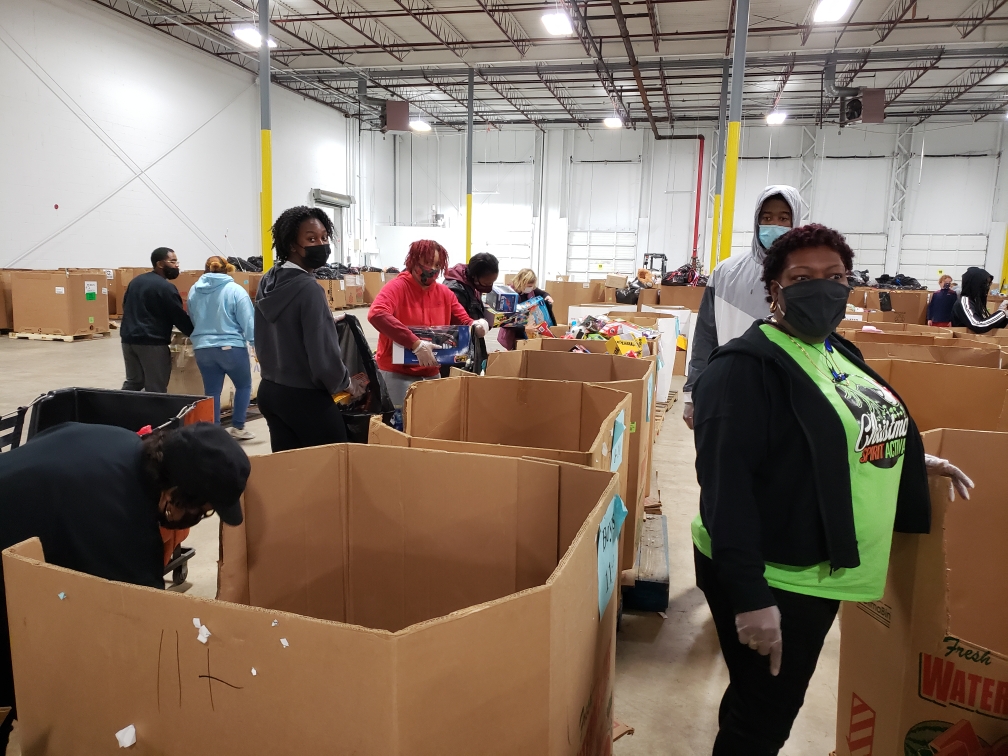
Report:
813,0,852,23
603,116,623,128
409,118,431,132
542,11,573,36
233,26,277,49
766,111,787,125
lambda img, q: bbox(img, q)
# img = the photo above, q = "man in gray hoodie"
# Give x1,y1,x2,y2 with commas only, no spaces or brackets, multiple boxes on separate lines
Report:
683,185,802,428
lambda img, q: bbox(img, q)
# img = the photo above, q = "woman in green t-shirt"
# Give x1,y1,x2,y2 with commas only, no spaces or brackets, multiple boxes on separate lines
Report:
691,223,974,755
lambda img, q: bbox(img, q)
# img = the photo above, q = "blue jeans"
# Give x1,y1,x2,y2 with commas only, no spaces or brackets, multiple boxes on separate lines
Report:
194,346,252,428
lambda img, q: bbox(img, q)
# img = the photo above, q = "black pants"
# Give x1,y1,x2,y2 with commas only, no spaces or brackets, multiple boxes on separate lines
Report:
121,343,171,393
695,549,839,756
257,379,347,453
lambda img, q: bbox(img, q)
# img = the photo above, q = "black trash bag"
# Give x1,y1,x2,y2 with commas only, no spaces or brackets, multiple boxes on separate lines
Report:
465,325,487,375
385,267,400,274
334,314,395,442
615,286,639,305
662,264,700,286
848,269,870,288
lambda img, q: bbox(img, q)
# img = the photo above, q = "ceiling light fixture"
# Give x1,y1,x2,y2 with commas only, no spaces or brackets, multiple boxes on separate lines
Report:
542,11,573,36
409,118,431,133
813,0,852,23
233,26,277,49
603,116,623,129
766,111,787,125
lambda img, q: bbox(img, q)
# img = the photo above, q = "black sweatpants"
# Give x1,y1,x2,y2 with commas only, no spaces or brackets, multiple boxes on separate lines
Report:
121,343,171,393
694,549,839,756
257,379,348,453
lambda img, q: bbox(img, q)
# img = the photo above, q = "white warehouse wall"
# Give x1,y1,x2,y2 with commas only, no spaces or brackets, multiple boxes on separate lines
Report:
0,0,393,271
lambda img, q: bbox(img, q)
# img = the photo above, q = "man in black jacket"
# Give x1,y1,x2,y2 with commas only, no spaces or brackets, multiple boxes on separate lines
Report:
120,247,194,392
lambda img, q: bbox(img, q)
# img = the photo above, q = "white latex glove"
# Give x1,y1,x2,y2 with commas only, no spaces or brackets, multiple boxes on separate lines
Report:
332,311,346,322
412,340,439,368
999,300,1008,312
735,605,783,676
472,319,489,337
545,295,554,305
924,454,974,501
682,400,694,430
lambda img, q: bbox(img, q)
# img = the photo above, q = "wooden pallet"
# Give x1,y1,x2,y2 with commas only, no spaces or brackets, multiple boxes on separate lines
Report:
621,514,670,612
9,331,110,343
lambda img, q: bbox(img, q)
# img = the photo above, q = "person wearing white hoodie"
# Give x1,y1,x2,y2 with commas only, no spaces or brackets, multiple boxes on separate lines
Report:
187,256,256,440
683,185,802,429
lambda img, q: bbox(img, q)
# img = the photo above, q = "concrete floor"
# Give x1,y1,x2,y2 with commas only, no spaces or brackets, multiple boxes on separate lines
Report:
0,312,839,755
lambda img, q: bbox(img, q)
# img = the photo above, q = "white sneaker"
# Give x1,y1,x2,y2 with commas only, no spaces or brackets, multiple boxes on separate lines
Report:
228,426,255,441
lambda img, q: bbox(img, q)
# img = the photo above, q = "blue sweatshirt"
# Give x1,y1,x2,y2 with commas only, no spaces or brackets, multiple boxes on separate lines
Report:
187,273,255,349
927,287,957,324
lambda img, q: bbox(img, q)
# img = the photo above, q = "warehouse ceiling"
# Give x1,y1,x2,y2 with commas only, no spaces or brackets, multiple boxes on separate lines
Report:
91,0,1008,131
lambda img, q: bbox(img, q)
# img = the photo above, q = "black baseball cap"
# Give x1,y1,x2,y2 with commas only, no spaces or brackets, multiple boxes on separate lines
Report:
159,423,250,526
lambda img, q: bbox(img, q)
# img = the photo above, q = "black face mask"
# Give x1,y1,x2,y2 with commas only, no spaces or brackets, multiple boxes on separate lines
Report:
163,266,180,280
776,279,851,342
301,243,330,269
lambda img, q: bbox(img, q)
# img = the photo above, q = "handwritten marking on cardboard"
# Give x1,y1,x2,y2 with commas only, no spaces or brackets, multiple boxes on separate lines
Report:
280,638,289,648
57,592,66,600
197,625,211,644
115,724,136,748
610,411,626,473
597,495,627,618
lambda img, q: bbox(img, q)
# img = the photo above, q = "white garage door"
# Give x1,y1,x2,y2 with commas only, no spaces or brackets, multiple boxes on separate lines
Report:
567,231,637,282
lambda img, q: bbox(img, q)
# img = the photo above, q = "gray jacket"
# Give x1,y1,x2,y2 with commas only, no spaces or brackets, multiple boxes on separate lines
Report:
684,184,803,401
254,264,350,395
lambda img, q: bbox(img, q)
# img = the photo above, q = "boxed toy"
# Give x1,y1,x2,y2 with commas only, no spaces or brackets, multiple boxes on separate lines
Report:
392,325,471,366
486,283,519,313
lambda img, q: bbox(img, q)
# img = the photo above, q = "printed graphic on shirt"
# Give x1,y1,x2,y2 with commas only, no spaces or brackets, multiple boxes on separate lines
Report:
835,376,909,468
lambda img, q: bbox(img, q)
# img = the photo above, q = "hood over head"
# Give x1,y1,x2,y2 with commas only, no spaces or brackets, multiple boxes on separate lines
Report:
254,266,317,324
442,263,471,287
192,272,234,292
752,185,802,259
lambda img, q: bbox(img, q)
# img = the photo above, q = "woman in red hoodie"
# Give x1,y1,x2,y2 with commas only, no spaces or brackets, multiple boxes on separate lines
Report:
369,240,488,407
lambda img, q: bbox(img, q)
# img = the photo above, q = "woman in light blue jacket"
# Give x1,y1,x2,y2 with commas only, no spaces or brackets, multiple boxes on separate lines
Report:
187,256,256,440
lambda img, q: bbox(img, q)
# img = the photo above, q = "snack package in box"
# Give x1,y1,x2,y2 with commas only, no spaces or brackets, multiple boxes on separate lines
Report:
392,325,472,366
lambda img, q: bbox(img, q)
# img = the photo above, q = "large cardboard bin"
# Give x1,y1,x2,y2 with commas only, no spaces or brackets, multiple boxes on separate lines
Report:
362,271,389,304
10,270,109,336
866,289,930,325
659,285,705,312
4,444,623,754
866,359,1008,432
836,429,1008,756
168,271,203,306
485,350,657,572
370,376,631,501
857,342,1002,368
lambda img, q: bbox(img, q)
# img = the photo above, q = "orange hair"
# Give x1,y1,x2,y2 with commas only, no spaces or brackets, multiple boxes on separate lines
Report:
205,256,235,274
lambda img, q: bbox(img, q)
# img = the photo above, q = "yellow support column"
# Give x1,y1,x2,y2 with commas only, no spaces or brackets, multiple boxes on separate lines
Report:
1001,227,1008,293
708,194,722,273
260,129,273,270
717,121,742,265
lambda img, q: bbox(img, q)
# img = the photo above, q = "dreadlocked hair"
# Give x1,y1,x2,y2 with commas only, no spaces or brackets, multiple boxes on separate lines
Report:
271,206,334,263
404,239,448,275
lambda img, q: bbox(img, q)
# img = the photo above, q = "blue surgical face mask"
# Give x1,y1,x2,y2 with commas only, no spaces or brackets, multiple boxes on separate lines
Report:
758,224,790,249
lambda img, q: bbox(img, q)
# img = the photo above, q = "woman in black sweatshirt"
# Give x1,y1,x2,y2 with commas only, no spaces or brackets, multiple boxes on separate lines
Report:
254,206,350,452
951,266,1007,333
691,224,974,755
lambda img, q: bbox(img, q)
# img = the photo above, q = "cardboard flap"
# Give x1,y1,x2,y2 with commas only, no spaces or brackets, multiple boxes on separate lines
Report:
216,513,250,605
3,537,44,562
404,378,464,440
367,416,411,446
999,391,1008,432
461,377,582,451
484,351,526,377
579,384,629,454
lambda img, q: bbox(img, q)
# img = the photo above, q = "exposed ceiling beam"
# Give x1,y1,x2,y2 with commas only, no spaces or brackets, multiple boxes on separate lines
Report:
817,48,870,123
558,0,633,125
876,0,917,45
391,0,471,57
658,60,673,123
885,49,942,104
537,67,589,128
724,0,736,56
771,52,796,109
421,72,500,126
915,59,1008,123
480,72,544,128
306,0,409,62
956,0,1008,38
799,0,816,45
645,0,660,52
476,0,531,56
611,0,661,136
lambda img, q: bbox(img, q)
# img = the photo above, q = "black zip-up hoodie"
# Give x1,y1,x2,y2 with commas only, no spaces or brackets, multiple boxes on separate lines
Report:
254,265,350,395
692,321,930,613
120,271,193,345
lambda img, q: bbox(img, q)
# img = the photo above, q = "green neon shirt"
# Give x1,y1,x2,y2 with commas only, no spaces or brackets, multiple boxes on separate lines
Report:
692,324,908,602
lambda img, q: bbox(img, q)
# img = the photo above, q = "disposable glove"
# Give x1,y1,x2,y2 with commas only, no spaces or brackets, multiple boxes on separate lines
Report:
412,340,439,367
735,605,782,676
924,454,974,501
682,400,695,430
472,319,489,337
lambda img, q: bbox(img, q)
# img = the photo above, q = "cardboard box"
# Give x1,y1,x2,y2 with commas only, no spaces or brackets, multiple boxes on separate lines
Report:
5,444,623,755
659,285,706,312
485,351,656,572
519,328,610,354
393,326,471,366
486,283,519,313
317,280,346,310
0,276,8,331
370,376,632,518
867,310,905,324
548,281,605,325
228,272,260,299
673,350,687,375
848,287,869,307
10,271,109,336
167,335,260,409
842,331,939,346
362,271,389,304
865,289,930,325
636,288,659,308
338,275,365,307
605,274,627,289
169,271,203,307
856,342,1003,368
835,429,1008,756
866,359,1008,432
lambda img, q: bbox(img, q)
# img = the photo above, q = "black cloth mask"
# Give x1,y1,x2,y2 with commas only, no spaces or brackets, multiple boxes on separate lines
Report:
302,243,331,269
163,266,180,280
776,279,851,342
